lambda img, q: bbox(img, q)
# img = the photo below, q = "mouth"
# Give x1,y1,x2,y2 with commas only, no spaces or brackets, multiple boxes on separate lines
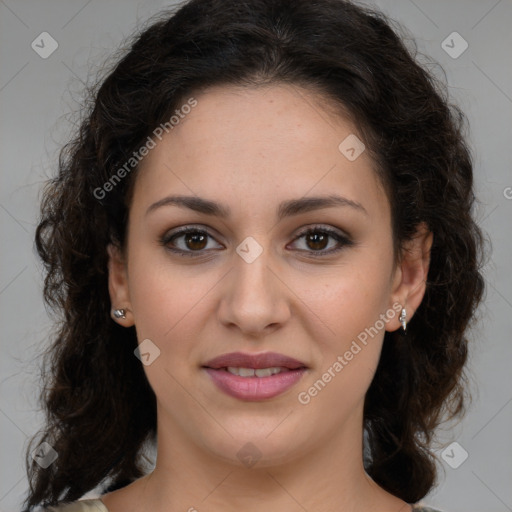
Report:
220,366,294,377
202,352,308,401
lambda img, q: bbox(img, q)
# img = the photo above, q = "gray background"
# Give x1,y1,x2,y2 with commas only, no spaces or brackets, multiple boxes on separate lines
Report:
1,1,511,511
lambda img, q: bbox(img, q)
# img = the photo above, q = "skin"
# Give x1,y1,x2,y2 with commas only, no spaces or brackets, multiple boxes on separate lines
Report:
104,83,432,512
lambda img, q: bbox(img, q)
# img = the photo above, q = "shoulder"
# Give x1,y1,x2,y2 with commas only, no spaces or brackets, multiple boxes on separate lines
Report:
412,505,446,512
44,499,109,512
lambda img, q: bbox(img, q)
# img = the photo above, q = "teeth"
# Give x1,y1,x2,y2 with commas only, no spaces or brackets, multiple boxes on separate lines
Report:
238,367,255,377
226,366,289,377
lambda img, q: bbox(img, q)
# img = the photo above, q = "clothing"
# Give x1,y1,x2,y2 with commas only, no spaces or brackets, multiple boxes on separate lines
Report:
45,498,445,511
45,500,108,512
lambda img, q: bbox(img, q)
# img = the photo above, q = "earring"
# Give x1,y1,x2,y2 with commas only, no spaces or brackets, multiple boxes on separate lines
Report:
113,308,126,319
399,308,407,333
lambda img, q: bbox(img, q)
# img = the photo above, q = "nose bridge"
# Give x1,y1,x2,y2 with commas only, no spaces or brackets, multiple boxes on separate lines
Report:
233,234,277,305
235,238,271,290
220,234,289,333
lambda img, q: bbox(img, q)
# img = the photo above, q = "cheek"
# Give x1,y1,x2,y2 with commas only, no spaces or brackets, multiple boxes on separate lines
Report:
295,269,390,421
126,246,209,337
125,253,208,410
302,263,392,343
125,248,225,390
296,256,394,405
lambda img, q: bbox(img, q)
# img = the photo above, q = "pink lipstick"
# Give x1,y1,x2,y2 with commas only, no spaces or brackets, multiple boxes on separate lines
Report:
202,351,308,401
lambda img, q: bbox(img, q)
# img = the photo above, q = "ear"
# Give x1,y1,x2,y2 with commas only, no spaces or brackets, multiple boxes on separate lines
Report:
386,222,433,332
107,243,135,327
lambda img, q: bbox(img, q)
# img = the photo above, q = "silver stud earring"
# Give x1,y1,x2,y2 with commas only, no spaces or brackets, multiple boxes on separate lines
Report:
399,308,407,333
113,308,126,319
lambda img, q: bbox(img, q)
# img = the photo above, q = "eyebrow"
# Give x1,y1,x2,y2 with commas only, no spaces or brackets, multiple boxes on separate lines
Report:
145,194,368,220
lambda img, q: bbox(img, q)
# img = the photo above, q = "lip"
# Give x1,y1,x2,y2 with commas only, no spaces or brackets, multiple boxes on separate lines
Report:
202,351,308,401
204,367,307,401
203,351,307,370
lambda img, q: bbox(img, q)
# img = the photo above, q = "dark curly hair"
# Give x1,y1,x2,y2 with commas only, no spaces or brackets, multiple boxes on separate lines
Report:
23,0,486,509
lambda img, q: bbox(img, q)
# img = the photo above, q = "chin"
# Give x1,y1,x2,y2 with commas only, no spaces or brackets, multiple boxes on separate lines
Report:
199,421,313,470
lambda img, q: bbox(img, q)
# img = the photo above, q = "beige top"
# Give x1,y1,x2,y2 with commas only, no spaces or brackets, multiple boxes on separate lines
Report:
45,498,443,511
46,499,109,512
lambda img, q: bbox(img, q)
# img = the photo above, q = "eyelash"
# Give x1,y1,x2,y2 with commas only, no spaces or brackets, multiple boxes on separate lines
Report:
159,224,354,258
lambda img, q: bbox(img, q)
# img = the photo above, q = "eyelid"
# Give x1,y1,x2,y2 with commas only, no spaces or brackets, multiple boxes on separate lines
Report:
160,225,223,251
288,225,353,255
160,223,353,257
292,224,352,241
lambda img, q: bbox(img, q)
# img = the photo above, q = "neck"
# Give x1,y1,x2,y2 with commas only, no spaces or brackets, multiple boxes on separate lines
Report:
109,403,411,512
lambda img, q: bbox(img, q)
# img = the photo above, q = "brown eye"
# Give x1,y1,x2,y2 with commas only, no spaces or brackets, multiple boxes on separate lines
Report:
289,226,353,257
304,232,329,251
160,227,223,256
184,232,208,250
161,225,353,258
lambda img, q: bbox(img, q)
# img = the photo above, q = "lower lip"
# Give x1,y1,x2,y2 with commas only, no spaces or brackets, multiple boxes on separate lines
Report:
203,368,307,401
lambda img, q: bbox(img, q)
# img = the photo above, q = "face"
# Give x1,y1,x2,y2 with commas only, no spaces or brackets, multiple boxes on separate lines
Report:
108,83,431,469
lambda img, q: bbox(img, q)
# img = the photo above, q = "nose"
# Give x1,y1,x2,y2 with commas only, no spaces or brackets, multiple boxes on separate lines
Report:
217,242,291,338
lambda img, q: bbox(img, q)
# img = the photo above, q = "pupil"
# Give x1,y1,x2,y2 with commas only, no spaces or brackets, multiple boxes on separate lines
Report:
186,233,207,250
308,233,327,250
183,232,329,251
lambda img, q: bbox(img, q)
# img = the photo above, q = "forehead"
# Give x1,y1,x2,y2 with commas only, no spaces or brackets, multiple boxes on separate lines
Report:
132,83,389,221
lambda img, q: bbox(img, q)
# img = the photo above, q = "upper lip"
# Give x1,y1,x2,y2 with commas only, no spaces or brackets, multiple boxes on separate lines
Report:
203,351,307,370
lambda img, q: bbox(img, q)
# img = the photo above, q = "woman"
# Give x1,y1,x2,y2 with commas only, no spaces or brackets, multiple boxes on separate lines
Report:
23,0,485,511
